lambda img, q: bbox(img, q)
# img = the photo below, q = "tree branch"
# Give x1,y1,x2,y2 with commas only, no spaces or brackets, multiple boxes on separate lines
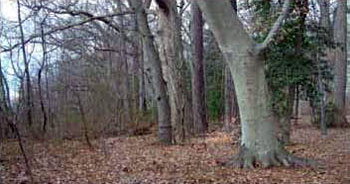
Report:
253,0,291,55
35,6,130,33
2,11,133,52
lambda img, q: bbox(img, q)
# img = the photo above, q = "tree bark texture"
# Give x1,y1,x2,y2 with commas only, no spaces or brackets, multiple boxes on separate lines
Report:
129,0,172,144
224,0,239,133
197,0,307,168
332,0,347,125
191,2,208,134
156,0,192,142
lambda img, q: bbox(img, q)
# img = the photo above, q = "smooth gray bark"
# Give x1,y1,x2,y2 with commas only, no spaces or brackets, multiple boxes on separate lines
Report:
197,0,299,168
129,0,172,144
224,0,239,133
156,0,192,142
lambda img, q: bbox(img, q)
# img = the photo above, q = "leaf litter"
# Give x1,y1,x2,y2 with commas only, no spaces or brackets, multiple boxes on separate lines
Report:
1,117,350,184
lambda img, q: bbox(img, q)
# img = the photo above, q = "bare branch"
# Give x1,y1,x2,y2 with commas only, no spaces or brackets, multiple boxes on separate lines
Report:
34,5,130,33
1,11,133,52
253,0,291,55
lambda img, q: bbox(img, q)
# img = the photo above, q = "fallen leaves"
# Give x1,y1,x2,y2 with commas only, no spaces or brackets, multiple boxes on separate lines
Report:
1,117,350,183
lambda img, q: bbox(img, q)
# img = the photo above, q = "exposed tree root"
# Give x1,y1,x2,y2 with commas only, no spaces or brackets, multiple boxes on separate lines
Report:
224,146,323,170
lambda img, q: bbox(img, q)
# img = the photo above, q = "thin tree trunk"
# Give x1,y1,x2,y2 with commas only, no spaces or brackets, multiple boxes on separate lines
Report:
117,1,132,126
138,40,147,112
17,0,33,127
280,0,307,144
39,23,48,133
0,50,11,139
294,86,299,124
317,53,327,136
294,0,306,126
129,0,172,144
224,67,234,132
280,86,294,145
74,92,93,148
8,117,34,183
347,0,350,109
45,63,53,129
1,73,34,183
192,2,208,134
224,66,239,132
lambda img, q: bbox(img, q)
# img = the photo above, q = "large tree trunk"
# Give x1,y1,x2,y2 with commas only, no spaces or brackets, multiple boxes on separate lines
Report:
332,0,347,125
156,0,192,142
129,0,172,144
197,0,307,168
191,2,208,134
318,0,347,126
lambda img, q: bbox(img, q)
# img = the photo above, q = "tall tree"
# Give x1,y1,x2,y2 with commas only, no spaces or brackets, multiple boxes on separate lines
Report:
332,0,347,125
197,0,311,168
39,22,48,133
116,0,132,126
129,0,172,144
156,0,192,142
191,2,208,134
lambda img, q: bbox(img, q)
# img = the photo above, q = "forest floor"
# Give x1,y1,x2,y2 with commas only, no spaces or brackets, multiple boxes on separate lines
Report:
1,116,350,184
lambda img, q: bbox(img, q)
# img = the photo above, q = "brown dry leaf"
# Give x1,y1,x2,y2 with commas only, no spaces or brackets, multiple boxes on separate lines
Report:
2,116,350,183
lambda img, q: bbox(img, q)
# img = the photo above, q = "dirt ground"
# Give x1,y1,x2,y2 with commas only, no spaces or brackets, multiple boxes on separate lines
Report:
1,116,350,184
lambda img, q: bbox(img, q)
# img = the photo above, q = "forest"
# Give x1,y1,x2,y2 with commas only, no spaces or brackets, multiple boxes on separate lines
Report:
0,0,350,183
